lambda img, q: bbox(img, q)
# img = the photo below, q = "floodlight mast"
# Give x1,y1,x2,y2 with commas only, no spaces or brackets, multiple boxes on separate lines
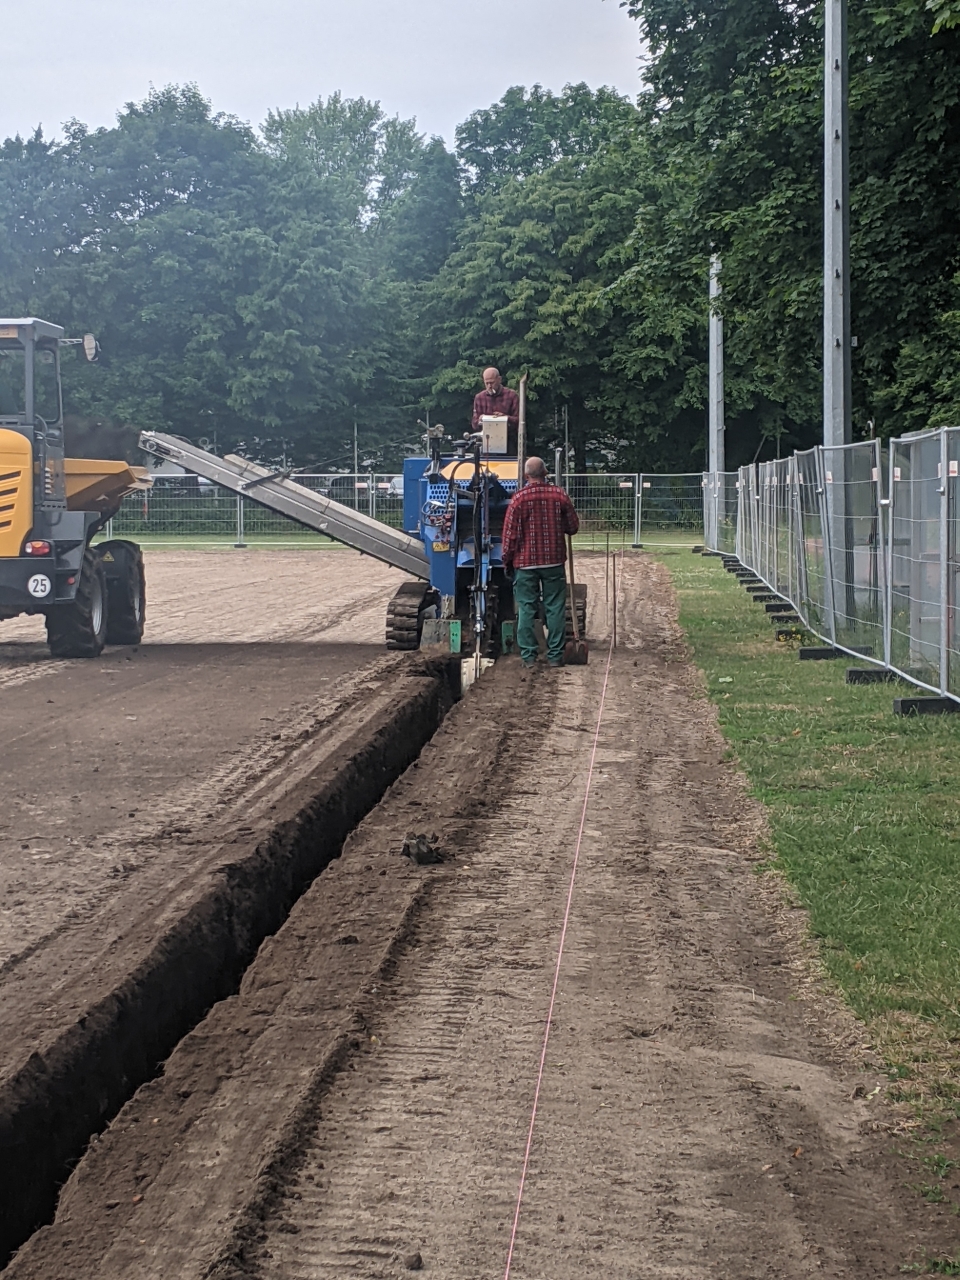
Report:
708,254,725,475
824,0,852,447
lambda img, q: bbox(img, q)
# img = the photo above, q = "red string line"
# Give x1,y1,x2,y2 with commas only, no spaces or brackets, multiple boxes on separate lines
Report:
502,552,621,1278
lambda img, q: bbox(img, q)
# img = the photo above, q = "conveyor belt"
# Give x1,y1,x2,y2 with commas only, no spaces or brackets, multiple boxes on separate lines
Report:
138,432,430,580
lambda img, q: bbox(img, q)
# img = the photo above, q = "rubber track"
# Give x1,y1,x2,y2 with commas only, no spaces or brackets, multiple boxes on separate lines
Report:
386,581,427,650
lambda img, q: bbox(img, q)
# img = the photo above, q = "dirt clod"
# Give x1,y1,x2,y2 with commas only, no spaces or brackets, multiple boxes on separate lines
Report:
403,1251,423,1270
401,833,445,865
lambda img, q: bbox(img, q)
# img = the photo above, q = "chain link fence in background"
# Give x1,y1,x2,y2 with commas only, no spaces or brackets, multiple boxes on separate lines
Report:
703,424,960,705
109,470,705,547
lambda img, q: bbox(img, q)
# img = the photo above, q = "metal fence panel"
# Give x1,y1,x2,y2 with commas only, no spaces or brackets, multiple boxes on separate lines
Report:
792,449,834,639
947,430,960,699
888,434,944,690
638,473,704,537
563,474,639,545
821,440,887,660
702,472,739,553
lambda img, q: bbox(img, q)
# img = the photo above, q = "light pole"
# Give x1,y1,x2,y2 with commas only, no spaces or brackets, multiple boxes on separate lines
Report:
708,254,725,474
824,0,851,446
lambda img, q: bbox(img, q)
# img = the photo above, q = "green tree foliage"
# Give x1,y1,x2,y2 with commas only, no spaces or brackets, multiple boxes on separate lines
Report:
0,86,462,466
4,21,960,475
426,85,648,467
619,0,960,461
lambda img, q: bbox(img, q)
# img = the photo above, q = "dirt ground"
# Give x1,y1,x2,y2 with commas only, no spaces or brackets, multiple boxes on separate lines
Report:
0,548,418,1258
0,548,405,973
5,551,955,1278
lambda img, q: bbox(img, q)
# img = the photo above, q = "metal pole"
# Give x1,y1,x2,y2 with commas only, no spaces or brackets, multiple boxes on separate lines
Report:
234,494,246,548
605,531,610,604
353,411,359,500
517,373,528,487
612,551,618,650
708,255,725,474
554,446,562,486
824,0,851,447
634,476,643,547
883,445,894,670
940,427,949,694
563,405,569,486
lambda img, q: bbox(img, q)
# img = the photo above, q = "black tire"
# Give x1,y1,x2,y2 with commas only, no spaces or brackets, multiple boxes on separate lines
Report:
100,539,146,645
46,547,109,658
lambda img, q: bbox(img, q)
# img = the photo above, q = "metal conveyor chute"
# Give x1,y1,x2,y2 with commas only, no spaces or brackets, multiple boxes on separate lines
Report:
138,432,430,581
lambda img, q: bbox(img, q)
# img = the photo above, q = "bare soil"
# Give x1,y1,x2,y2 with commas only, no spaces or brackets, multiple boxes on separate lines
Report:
0,548,418,1259
5,552,956,1278
0,549,405,974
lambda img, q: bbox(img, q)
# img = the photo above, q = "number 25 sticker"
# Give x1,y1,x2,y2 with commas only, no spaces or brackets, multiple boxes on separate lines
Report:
27,574,51,598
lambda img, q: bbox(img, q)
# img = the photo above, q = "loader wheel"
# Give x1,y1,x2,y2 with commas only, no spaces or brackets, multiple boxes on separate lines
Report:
100,539,146,645
386,581,431,650
45,547,109,658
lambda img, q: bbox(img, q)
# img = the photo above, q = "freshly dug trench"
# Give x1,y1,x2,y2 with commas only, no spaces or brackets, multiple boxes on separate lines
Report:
0,663,452,1268
4,660,546,1280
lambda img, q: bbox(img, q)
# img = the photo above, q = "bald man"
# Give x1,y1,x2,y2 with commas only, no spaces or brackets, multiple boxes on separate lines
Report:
502,456,580,668
472,366,519,450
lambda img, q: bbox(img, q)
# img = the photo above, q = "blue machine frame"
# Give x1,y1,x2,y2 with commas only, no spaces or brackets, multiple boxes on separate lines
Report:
402,451,518,653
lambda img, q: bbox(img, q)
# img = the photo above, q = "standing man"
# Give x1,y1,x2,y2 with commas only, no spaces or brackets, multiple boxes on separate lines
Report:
501,457,580,669
472,367,519,452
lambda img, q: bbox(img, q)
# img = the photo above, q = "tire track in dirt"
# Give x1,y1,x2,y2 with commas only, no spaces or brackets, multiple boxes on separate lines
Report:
247,554,950,1279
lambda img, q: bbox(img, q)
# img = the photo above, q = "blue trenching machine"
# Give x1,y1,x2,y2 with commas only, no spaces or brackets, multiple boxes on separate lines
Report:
139,416,586,683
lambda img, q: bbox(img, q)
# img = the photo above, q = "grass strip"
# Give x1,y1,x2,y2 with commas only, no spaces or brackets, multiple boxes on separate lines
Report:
657,548,960,1116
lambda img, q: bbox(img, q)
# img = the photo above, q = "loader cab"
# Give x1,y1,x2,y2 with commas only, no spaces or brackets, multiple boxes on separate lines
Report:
0,318,66,509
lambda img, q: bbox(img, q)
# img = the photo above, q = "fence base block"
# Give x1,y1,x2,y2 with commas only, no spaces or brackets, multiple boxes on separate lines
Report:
798,645,874,660
690,544,704,553
846,667,902,685
893,696,960,716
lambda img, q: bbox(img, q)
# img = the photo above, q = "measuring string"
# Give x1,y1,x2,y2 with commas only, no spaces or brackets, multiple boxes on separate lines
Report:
502,551,622,1279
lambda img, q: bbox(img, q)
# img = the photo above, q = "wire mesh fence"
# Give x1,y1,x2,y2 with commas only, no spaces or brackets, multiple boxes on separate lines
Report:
704,425,960,705
109,469,704,547
638,473,704,538
108,474,405,543
702,472,739,555
563,473,639,547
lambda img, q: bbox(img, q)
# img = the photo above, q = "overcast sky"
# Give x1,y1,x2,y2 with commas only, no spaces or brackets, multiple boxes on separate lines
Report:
3,0,643,146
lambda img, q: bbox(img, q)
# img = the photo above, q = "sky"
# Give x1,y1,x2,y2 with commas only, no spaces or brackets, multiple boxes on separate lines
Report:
3,0,643,146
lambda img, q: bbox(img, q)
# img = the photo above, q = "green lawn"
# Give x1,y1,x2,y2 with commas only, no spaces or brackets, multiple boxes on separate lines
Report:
658,548,960,1117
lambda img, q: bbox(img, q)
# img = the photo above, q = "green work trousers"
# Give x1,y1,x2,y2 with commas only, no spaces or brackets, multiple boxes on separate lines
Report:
513,565,567,663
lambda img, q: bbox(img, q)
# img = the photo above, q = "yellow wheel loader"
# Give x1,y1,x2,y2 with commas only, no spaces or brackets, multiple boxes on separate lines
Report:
0,318,151,657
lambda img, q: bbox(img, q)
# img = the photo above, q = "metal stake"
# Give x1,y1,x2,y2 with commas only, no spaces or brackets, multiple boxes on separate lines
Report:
234,494,247,548
612,552,618,650
517,373,528,486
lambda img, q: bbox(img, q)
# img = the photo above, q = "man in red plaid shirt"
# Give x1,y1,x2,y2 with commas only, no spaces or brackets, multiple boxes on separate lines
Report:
501,457,579,668
472,367,520,451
